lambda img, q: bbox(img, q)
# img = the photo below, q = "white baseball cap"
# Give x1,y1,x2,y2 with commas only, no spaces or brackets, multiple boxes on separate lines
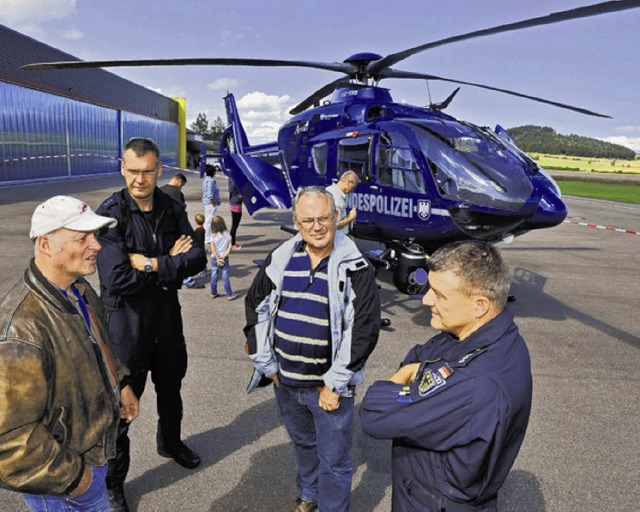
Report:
30,195,117,240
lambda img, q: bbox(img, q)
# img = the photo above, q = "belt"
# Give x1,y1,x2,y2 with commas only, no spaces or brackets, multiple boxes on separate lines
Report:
404,479,495,512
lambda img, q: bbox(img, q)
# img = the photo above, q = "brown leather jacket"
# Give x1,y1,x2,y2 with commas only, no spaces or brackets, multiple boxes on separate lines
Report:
0,259,128,495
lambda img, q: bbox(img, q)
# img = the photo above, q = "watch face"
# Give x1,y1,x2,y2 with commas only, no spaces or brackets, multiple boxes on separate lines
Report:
144,259,153,273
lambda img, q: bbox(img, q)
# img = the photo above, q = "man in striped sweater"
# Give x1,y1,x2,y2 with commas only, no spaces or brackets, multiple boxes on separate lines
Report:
244,186,380,512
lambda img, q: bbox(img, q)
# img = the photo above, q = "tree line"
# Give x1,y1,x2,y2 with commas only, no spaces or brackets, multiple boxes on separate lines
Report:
191,113,226,143
506,125,636,160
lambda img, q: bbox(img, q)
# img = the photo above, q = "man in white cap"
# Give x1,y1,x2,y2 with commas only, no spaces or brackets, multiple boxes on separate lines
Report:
0,195,139,512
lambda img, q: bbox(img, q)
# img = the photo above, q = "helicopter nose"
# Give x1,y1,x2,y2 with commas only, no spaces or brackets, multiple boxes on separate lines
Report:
528,191,568,229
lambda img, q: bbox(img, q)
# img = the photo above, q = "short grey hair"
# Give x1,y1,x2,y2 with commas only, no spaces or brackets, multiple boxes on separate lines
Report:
339,170,360,184
428,240,511,309
291,186,336,219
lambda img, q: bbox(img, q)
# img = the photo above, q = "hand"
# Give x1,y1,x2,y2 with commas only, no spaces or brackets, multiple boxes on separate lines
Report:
347,208,357,221
388,363,420,385
169,235,193,256
268,373,281,388
119,385,140,423
318,385,340,411
68,466,92,498
128,253,148,271
217,257,225,266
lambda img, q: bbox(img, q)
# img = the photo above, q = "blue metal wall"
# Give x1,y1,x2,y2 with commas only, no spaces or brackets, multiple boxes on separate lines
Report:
1,81,179,185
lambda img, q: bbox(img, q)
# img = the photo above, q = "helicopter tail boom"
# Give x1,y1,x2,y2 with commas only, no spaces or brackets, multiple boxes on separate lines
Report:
222,93,250,154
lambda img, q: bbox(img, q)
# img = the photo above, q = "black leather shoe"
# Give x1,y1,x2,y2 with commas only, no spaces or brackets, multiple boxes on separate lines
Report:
157,441,201,468
107,486,130,512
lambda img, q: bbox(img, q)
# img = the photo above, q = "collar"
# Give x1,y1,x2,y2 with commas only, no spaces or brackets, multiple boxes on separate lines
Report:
443,308,516,362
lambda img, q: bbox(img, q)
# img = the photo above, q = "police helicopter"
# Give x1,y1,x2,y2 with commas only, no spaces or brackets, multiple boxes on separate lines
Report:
23,0,640,294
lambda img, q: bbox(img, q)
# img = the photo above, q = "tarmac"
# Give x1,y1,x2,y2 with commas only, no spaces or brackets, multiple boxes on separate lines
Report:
0,174,638,511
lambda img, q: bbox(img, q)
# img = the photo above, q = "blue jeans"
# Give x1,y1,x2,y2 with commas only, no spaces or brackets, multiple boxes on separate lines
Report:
274,384,354,512
22,465,110,511
210,256,233,296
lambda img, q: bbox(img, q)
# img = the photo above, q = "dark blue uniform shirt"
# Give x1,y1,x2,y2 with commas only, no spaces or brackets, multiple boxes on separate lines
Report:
360,308,532,511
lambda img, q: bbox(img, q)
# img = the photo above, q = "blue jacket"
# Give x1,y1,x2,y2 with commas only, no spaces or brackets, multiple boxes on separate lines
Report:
244,232,380,396
360,308,532,511
202,175,220,206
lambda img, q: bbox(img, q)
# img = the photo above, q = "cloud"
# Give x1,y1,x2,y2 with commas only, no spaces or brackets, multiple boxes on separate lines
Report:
614,125,640,133
0,0,76,25
599,136,640,153
237,91,291,111
235,91,293,142
208,77,242,91
61,28,83,40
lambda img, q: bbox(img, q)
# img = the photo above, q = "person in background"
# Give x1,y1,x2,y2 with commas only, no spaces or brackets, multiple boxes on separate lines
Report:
360,240,532,512
209,215,237,301
193,213,208,278
160,172,187,207
160,173,205,289
244,186,380,512
325,170,359,236
0,195,139,512
228,175,243,250
202,164,221,246
96,137,207,512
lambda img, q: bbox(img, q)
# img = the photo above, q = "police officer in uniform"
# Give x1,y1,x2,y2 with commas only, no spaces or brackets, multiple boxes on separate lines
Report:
360,240,532,511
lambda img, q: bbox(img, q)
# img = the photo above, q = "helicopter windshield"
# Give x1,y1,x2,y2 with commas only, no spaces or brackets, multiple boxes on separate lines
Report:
408,119,533,211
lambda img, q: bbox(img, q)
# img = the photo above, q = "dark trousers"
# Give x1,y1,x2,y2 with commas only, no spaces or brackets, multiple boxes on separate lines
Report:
230,209,242,245
104,292,188,489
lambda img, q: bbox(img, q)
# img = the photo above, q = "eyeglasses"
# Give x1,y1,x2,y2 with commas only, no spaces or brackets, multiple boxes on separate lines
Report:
296,214,335,229
124,168,158,178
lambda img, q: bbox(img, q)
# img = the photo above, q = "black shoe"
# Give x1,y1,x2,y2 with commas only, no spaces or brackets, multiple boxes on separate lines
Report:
157,441,201,468
107,486,130,512
293,497,318,512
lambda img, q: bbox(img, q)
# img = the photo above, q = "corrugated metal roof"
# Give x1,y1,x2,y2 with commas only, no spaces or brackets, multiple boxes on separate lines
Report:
0,23,178,123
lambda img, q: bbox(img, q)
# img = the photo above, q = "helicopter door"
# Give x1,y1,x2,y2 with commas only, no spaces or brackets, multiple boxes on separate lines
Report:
336,134,376,236
370,130,427,239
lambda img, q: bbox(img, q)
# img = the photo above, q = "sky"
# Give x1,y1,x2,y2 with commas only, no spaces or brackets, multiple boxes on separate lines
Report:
1,0,639,151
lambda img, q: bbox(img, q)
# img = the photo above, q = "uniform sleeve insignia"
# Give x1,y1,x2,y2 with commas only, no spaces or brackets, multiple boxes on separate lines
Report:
437,363,453,379
417,368,446,397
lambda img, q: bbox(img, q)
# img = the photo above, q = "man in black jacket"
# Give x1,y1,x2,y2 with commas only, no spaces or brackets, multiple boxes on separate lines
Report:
96,138,206,512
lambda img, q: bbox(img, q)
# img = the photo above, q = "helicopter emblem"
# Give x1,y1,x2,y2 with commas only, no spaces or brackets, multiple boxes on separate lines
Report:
417,200,431,221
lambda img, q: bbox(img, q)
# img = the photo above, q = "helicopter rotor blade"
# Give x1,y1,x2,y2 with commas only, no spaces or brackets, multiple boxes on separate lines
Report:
382,69,612,118
289,77,352,115
22,57,354,74
368,0,640,75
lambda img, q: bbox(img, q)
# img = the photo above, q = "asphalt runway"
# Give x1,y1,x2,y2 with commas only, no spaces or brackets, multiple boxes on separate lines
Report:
0,176,638,511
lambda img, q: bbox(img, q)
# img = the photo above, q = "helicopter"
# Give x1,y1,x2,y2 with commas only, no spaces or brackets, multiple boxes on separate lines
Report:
23,0,640,294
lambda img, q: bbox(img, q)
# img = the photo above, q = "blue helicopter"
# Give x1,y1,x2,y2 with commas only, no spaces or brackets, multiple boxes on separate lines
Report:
218,85,567,295
24,1,640,294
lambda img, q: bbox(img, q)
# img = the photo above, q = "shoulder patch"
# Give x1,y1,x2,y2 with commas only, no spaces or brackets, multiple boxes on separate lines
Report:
101,196,116,209
417,368,446,397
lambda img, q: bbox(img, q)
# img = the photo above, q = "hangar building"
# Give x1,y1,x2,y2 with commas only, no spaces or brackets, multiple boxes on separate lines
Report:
0,23,181,185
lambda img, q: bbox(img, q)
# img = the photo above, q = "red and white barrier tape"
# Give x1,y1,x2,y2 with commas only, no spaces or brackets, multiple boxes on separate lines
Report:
564,219,639,236
1,153,199,174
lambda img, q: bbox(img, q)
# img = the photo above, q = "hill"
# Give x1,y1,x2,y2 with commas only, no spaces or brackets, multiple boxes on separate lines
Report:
506,125,636,160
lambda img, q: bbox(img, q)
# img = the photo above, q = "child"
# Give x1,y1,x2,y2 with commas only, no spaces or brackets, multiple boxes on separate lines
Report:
209,216,237,300
182,213,208,288
194,213,208,277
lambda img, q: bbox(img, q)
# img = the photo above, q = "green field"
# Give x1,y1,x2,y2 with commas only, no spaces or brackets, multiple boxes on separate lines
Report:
556,180,640,204
530,153,640,174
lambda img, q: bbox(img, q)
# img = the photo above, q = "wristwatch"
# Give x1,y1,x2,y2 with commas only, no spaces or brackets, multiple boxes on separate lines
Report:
143,258,153,273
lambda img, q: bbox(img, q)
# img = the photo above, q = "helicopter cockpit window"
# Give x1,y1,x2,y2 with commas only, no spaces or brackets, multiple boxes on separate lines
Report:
377,132,424,193
409,120,533,211
311,143,328,175
338,135,371,181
